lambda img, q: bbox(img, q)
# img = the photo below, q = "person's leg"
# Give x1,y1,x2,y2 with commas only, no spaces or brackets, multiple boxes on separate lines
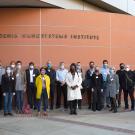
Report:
97,90,102,111
28,84,33,109
20,91,24,112
118,88,122,107
87,88,92,109
129,89,134,111
0,85,3,110
56,82,61,108
112,97,117,113
42,89,48,115
123,90,129,109
92,89,97,111
8,92,13,114
4,93,8,115
62,84,68,109
33,86,37,109
69,101,73,114
73,100,77,115
50,84,55,110
16,91,20,112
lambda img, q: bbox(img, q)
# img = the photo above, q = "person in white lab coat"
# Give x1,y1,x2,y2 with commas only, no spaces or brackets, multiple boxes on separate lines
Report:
66,63,82,115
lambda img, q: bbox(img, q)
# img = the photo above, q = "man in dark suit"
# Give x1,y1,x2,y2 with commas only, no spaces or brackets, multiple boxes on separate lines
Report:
26,62,39,109
45,60,56,110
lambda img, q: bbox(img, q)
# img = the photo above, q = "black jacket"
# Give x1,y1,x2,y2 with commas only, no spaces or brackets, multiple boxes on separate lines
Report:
91,73,104,90
1,74,15,93
45,68,56,85
26,68,39,86
116,70,135,90
83,69,94,88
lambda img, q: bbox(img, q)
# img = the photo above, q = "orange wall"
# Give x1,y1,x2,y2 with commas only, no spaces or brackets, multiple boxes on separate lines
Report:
0,8,135,69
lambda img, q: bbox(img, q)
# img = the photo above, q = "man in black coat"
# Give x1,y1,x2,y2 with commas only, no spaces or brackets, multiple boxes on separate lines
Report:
85,61,95,109
116,63,126,107
26,62,39,109
124,65,135,111
45,61,56,110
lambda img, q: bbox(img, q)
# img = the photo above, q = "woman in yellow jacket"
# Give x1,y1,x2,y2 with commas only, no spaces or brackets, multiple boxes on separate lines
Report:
36,67,50,116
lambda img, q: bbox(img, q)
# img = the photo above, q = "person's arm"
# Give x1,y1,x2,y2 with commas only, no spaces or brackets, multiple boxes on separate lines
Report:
116,75,120,93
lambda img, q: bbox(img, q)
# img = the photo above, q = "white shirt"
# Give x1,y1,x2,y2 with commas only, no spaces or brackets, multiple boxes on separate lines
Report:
30,70,34,83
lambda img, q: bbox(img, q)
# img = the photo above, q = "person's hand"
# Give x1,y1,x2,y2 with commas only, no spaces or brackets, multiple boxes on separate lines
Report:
91,88,94,92
101,89,103,92
13,92,15,96
3,93,6,96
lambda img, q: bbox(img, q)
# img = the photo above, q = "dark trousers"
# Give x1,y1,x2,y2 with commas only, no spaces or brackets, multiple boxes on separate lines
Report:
118,88,123,106
4,92,13,113
16,91,24,112
124,89,134,110
27,83,36,109
92,88,102,111
37,89,48,112
0,85,3,110
56,82,68,109
49,84,55,109
69,100,77,113
110,97,117,112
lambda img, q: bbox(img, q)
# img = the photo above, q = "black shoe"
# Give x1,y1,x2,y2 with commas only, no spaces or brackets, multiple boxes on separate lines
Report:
70,110,73,115
4,113,8,116
113,109,117,113
106,105,111,108
109,108,113,111
88,106,91,109
56,106,60,109
73,110,77,115
8,113,13,116
131,108,134,111
78,106,81,110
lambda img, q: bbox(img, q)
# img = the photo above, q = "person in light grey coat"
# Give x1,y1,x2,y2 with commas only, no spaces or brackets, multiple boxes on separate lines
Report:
106,67,119,113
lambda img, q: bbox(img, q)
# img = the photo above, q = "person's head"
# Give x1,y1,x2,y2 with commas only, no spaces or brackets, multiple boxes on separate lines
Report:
109,67,115,74
103,60,108,69
6,66,11,75
0,60,2,67
95,66,100,74
16,61,22,70
70,63,77,73
76,62,81,70
59,62,65,70
29,62,34,70
10,61,16,69
40,67,46,75
89,61,95,69
46,60,52,69
125,65,130,71
119,63,125,70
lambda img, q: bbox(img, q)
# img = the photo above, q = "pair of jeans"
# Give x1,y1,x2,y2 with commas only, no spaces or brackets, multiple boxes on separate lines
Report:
4,92,13,113
16,91,24,112
37,89,48,112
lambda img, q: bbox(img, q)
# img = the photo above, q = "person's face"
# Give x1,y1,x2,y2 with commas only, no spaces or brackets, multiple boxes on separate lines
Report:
11,62,16,68
120,64,125,70
60,63,65,69
47,61,52,69
103,62,108,68
70,65,76,73
89,62,94,69
77,63,81,69
29,64,34,69
16,63,22,70
0,61,2,67
6,67,11,74
41,69,46,75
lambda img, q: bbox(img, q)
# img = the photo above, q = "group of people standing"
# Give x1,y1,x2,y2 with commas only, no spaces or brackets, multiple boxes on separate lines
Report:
0,59,134,116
